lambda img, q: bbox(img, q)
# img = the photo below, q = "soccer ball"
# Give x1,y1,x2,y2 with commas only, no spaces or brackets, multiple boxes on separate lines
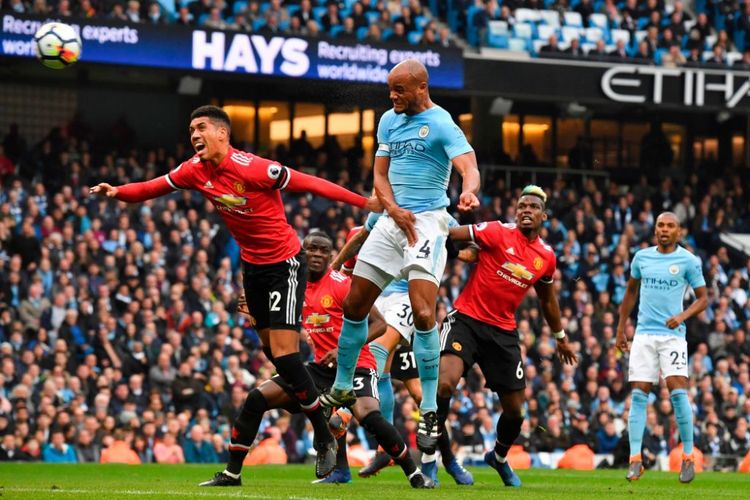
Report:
33,22,82,70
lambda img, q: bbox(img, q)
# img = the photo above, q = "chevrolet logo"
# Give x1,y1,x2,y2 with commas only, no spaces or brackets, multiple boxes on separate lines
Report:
305,313,330,326
214,194,247,208
501,262,534,281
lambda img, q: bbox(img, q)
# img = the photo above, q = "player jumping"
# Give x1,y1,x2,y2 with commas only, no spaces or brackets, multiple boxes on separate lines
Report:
90,105,379,480
616,212,707,483
437,185,578,487
320,59,481,457
200,232,434,488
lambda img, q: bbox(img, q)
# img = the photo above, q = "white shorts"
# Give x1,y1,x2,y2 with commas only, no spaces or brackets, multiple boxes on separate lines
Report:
628,334,688,383
356,209,450,287
374,292,414,344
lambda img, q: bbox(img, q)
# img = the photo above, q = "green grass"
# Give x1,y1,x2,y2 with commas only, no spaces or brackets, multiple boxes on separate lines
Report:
0,464,747,499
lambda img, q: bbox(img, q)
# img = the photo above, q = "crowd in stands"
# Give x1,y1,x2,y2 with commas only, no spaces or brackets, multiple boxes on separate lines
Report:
0,0,457,48
0,115,749,471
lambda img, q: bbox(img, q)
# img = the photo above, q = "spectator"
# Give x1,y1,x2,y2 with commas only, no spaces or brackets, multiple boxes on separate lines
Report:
75,429,100,463
540,34,562,53
42,430,77,463
662,44,687,68
125,0,141,23
154,433,185,464
100,429,141,464
608,39,628,59
146,2,167,25
183,424,218,463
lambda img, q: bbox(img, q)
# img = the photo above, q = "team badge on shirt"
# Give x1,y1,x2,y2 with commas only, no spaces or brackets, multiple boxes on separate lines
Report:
533,257,544,270
418,125,429,138
452,341,462,352
669,265,680,275
233,182,246,194
320,295,334,308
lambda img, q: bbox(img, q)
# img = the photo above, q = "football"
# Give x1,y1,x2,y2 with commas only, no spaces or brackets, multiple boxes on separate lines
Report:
33,22,82,69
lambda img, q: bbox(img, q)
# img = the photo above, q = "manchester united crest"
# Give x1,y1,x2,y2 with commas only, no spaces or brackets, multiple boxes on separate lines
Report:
233,181,246,194
533,257,544,270
452,341,462,352
320,294,334,308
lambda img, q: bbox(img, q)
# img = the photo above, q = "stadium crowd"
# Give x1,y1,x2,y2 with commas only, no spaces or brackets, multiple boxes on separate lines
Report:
0,117,749,472
0,0,458,48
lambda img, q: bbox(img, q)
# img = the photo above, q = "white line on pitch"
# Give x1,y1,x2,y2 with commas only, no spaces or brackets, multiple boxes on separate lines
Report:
0,487,339,500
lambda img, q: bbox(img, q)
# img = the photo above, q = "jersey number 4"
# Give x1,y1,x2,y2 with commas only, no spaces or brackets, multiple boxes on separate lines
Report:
417,240,431,259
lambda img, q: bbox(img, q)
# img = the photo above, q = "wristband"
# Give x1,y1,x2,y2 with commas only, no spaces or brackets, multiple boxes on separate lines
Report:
553,330,566,340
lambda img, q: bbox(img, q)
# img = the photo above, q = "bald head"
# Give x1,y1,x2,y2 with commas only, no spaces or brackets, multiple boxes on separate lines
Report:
389,59,429,85
656,211,680,225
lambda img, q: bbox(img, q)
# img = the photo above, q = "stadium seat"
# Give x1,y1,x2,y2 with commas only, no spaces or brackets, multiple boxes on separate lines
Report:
539,10,561,28
532,39,547,54
487,20,510,48
610,29,631,45
508,37,530,51
705,34,717,50
515,8,542,24
365,11,379,26
313,6,326,23
407,31,422,44
563,12,583,28
330,25,344,37
253,18,266,31
356,26,369,40
585,27,604,43
537,24,558,42
260,2,271,15
287,5,300,16
382,28,393,40
415,15,430,31
727,51,743,65
589,13,608,30
561,26,583,43
513,23,534,40
233,0,248,15
634,30,647,43
636,17,650,31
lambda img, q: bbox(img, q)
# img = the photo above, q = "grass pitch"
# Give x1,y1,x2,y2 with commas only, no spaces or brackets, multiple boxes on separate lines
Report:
0,463,747,499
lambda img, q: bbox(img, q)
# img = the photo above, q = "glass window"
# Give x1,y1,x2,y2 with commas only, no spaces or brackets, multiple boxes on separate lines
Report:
328,108,363,151
591,120,619,168
260,100,290,154
459,113,473,144
622,122,648,168
222,102,256,149
522,115,552,165
502,115,520,162
556,117,584,167
662,123,685,167
292,102,325,151
732,135,744,167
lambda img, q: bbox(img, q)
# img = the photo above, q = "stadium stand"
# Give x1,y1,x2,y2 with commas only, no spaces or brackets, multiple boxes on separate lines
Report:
0,114,749,471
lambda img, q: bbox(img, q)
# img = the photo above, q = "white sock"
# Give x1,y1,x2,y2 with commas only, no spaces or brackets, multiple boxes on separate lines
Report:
421,453,437,464
222,470,240,479
495,451,507,464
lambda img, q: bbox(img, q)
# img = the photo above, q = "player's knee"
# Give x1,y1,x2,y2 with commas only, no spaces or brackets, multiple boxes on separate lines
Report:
437,378,455,398
342,292,369,320
238,389,268,421
411,305,434,329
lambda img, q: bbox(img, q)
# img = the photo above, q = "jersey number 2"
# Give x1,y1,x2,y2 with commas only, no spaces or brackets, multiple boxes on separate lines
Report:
269,291,282,312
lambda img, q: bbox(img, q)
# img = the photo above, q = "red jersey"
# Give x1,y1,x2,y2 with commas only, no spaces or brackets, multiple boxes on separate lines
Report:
341,225,364,273
454,221,556,330
167,147,299,265
303,268,376,370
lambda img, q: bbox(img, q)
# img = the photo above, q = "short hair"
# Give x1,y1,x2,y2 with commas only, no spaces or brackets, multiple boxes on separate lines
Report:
521,184,547,204
190,105,231,132
303,231,333,246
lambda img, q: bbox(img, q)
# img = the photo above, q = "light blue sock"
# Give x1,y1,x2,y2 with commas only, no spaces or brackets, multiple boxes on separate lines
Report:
333,316,369,391
378,373,395,424
413,325,439,413
628,388,648,458
670,388,694,455
369,341,389,377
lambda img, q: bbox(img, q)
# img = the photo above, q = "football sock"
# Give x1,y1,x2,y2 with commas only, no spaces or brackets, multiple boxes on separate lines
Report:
495,412,523,460
413,325,439,412
369,340,389,376
360,411,416,476
378,373,395,424
227,389,268,475
670,388,694,455
628,388,649,459
333,316,369,391
272,353,331,443
335,434,349,471
436,395,455,466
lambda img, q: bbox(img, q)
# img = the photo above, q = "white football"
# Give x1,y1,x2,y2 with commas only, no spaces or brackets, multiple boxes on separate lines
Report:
33,22,82,70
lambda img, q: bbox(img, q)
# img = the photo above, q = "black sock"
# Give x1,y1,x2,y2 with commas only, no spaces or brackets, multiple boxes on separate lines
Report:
436,395,455,467
273,353,332,444
495,412,523,458
335,434,348,471
361,411,417,477
226,389,268,475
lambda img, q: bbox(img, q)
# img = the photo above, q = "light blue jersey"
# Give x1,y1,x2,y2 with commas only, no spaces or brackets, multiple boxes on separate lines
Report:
365,211,460,296
375,105,473,213
630,246,705,337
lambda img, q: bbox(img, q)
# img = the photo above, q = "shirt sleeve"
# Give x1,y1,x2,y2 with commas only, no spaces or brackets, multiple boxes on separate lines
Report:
438,116,474,160
539,253,557,284
244,156,291,190
165,160,195,190
333,274,352,305
365,212,382,232
687,255,706,289
630,252,642,280
375,113,391,158
469,221,498,248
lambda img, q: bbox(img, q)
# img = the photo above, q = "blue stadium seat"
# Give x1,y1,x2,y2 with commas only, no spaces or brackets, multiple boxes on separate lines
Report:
466,5,483,46
233,0,248,15
563,11,583,28
287,5,300,16
313,6,326,22
734,30,746,53
415,15,430,31
407,31,422,44
508,37,530,51
365,11,380,26
253,18,266,31
330,25,344,37
382,28,394,40
260,2,271,15
357,26,369,40
198,13,209,25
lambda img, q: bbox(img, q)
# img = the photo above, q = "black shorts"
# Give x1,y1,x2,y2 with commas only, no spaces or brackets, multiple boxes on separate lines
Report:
273,363,379,401
242,251,307,331
439,310,526,394
391,343,419,381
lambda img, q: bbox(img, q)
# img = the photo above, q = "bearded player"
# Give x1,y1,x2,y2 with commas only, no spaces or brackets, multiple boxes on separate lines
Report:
91,105,379,480
616,212,707,483
437,185,578,487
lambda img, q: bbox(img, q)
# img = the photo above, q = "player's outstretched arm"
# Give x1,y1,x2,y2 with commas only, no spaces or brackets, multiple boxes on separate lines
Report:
331,228,370,271
616,278,641,353
89,176,175,203
283,167,374,209
534,279,577,365
452,152,481,212
666,286,708,329
448,225,473,242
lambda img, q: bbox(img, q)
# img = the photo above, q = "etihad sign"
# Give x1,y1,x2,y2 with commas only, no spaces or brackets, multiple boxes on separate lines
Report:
601,65,750,108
